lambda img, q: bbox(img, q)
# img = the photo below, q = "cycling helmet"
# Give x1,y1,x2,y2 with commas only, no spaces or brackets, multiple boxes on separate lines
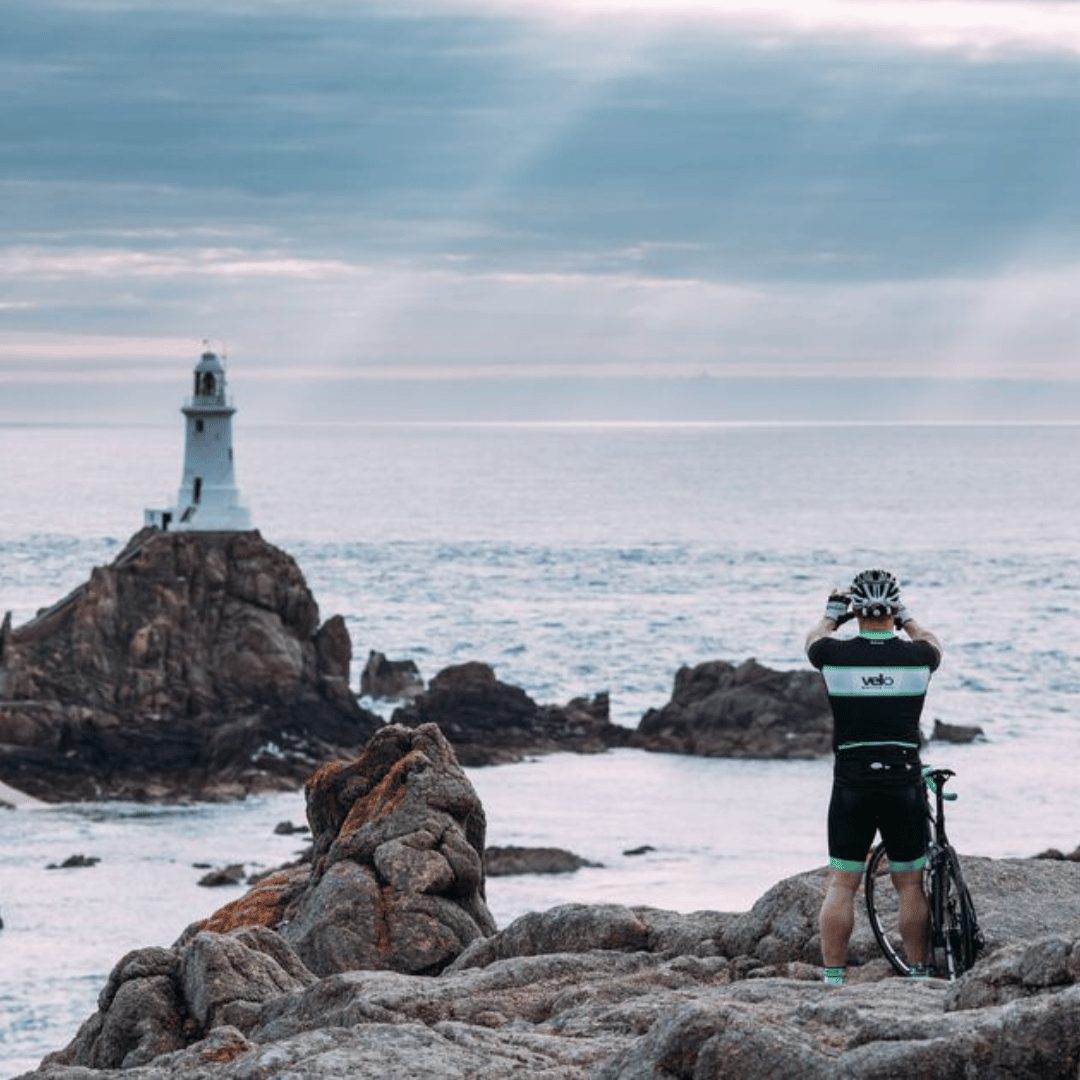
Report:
849,568,901,618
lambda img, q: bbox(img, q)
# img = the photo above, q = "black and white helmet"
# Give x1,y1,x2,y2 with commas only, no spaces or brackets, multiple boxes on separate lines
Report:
849,568,901,618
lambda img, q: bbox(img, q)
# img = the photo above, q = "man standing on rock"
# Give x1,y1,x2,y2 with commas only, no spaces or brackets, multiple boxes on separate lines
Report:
805,569,943,986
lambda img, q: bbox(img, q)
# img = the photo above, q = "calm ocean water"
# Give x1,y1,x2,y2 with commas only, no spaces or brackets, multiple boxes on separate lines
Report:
2,421,1078,1074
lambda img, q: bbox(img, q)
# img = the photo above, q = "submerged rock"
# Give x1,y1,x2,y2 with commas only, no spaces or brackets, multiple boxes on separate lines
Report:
484,845,601,877
392,662,627,765
0,529,381,801
45,854,100,870
198,865,246,888
635,658,831,758
931,718,985,743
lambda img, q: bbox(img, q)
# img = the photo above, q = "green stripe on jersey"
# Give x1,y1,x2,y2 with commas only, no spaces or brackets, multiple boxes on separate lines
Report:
837,740,919,751
822,665,930,697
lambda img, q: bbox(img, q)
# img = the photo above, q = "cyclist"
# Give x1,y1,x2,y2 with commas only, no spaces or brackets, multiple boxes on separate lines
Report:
805,569,943,986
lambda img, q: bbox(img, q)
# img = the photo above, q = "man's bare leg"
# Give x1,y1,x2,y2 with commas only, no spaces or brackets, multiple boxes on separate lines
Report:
892,869,929,966
820,869,862,978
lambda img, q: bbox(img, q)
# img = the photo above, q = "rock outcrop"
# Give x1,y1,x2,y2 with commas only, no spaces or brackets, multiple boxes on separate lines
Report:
0,529,381,801
24,856,1080,1079
360,651,424,701
188,723,495,977
391,662,627,765
635,658,832,758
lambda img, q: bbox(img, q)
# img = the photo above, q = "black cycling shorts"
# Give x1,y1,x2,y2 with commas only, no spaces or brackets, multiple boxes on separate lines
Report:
827,750,927,873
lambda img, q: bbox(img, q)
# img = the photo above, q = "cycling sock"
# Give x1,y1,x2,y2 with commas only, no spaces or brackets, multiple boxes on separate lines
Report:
907,963,930,980
822,966,846,986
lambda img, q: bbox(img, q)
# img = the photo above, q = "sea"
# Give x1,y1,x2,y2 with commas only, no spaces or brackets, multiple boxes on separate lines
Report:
1,420,1078,1075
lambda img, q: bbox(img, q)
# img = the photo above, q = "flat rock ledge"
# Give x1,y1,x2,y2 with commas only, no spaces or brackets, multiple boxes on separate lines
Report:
0,529,381,801
22,853,1080,1078
392,661,628,766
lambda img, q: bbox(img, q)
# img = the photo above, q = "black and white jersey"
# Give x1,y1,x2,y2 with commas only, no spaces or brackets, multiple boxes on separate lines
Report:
807,631,942,752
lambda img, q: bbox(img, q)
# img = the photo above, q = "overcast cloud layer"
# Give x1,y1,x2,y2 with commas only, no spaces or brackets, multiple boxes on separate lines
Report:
3,0,1080,420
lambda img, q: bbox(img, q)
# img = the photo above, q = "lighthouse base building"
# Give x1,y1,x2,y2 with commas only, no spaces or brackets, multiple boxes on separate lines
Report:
145,348,253,532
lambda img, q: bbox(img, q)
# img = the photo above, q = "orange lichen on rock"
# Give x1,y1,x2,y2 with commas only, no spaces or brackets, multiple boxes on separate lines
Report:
336,753,414,841
195,866,309,935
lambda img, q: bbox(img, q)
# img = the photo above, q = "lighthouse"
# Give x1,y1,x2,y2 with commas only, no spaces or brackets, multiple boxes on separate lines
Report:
144,348,253,532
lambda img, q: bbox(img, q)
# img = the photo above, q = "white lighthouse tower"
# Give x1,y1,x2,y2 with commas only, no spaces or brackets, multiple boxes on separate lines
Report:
144,347,253,532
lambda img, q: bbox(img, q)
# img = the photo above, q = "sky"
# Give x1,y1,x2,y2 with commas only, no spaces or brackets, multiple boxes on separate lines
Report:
3,0,1080,422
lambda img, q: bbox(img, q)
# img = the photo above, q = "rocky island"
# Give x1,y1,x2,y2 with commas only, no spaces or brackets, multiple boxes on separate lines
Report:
634,658,832,758
0,529,381,801
20,723,1080,1079
392,661,628,765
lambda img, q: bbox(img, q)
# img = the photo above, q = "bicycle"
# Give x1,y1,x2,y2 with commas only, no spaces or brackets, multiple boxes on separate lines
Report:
864,766,984,979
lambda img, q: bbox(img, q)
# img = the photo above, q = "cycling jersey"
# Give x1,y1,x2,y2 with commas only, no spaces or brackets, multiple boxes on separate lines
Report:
807,631,941,752
808,630,941,872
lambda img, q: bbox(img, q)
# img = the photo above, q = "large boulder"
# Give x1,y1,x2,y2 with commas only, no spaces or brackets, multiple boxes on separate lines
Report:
0,529,381,801
39,928,316,1072
191,723,496,977
635,658,831,758
391,662,627,765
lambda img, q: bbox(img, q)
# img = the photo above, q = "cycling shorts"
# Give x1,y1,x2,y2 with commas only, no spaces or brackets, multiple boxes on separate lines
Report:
827,748,927,873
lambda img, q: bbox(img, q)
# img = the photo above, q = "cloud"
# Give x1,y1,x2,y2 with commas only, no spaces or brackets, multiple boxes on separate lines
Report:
3,249,1079,386
3,0,1080,423
414,0,1080,58
0,246,357,282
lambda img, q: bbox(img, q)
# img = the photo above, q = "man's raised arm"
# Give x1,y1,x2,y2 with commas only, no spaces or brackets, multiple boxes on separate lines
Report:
898,614,943,659
806,589,851,655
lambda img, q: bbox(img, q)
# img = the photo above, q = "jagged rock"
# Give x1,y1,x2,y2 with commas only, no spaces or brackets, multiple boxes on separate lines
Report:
360,651,424,701
189,723,495,978
634,658,831,758
0,529,381,801
931,718,985,743
484,845,601,876
40,930,315,1072
391,662,626,765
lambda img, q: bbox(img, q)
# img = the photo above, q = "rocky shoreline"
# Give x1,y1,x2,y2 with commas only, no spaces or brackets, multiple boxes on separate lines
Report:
17,724,1080,1079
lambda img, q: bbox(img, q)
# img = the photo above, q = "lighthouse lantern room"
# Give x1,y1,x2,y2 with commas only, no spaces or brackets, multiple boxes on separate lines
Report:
144,348,253,532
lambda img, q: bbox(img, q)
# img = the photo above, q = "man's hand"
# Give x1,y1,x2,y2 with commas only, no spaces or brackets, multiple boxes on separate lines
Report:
824,588,851,625
807,588,850,654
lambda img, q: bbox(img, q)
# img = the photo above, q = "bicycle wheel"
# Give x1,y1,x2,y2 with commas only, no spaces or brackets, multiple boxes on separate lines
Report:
864,843,918,977
932,848,982,978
